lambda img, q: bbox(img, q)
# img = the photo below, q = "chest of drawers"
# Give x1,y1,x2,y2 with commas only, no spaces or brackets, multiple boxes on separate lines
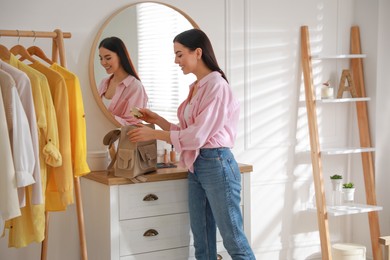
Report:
81,164,252,259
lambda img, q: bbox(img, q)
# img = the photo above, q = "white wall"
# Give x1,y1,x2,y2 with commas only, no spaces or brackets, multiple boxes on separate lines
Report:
376,0,390,248
0,0,387,259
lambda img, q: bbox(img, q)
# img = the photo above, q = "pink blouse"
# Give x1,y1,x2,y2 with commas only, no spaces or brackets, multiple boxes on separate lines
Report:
170,71,240,172
98,75,148,125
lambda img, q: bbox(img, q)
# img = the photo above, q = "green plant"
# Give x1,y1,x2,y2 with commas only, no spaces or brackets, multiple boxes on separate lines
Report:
343,182,354,189
330,174,342,180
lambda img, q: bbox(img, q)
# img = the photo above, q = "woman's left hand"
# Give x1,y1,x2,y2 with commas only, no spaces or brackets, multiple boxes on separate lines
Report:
127,124,156,142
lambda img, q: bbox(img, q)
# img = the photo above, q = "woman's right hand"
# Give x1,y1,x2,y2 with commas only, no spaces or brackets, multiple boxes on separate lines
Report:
138,108,160,124
139,108,172,131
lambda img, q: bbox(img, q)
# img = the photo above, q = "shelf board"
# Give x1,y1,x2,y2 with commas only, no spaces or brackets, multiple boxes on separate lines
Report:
321,147,375,155
296,147,375,154
311,54,366,60
317,97,370,103
307,203,383,217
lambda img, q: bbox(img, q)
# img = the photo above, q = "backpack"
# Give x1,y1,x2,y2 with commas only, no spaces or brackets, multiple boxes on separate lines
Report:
103,124,157,182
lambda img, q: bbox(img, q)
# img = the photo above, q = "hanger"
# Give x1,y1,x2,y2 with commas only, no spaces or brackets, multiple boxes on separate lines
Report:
27,45,53,65
0,44,11,60
10,44,37,63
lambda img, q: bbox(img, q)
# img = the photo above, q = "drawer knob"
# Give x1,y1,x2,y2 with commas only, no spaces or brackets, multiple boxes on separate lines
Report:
217,254,223,260
143,229,159,237
143,194,159,201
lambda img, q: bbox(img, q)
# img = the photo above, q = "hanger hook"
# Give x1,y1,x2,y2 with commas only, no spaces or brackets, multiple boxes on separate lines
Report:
16,29,20,44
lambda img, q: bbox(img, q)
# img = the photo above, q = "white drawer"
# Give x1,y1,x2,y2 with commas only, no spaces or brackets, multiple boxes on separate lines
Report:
120,213,191,256
120,247,191,260
120,243,229,260
119,179,188,220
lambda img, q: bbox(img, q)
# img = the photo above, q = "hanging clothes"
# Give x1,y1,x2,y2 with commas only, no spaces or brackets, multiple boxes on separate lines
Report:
0,77,20,228
0,69,35,194
0,31,89,253
6,54,62,168
29,60,74,211
4,198,45,248
3,54,60,248
50,63,90,177
0,69,46,249
0,60,42,206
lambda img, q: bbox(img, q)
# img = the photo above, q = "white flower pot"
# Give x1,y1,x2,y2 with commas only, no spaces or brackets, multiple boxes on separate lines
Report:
330,179,343,206
331,179,342,191
343,188,355,203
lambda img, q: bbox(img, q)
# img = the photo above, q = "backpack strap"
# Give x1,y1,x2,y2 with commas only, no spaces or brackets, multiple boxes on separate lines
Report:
102,129,121,172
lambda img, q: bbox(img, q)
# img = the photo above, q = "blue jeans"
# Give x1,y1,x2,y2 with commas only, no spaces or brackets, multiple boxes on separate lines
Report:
188,148,255,260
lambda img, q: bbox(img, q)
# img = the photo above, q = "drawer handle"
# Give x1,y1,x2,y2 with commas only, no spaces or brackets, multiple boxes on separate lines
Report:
217,254,223,260
143,194,158,201
143,229,159,237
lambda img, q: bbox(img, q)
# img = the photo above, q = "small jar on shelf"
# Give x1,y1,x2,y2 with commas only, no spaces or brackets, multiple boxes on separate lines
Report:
321,80,334,99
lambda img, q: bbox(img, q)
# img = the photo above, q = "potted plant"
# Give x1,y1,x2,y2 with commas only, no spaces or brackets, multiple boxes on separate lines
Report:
330,175,343,189
342,182,355,203
330,175,343,206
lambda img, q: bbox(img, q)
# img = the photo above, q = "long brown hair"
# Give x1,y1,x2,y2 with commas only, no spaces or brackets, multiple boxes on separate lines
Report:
173,29,228,82
99,37,140,81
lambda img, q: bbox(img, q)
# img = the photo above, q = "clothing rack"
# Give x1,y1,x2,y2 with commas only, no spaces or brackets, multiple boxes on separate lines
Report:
0,29,88,260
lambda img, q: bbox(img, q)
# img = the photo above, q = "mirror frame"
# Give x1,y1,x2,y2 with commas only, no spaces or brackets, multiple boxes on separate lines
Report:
89,1,199,127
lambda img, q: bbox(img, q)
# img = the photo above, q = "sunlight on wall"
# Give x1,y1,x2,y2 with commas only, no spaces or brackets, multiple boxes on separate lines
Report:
239,0,356,258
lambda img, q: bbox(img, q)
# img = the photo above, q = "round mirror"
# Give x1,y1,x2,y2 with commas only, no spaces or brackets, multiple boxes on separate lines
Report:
89,2,199,127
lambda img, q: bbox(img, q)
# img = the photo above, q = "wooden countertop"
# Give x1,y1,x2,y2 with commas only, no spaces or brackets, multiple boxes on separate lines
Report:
83,163,253,185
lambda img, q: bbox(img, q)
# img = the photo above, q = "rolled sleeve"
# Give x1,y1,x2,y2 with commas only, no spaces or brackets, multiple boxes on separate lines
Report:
43,141,62,167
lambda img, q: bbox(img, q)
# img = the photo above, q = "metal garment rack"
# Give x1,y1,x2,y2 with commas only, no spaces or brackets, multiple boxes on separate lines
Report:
0,29,88,260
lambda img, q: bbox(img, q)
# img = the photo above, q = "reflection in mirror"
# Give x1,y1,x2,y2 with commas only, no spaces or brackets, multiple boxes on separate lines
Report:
89,2,198,127
98,36,148,125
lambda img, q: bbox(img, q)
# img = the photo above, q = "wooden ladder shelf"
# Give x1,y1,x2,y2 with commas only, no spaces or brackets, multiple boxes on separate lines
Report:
300,25,382,260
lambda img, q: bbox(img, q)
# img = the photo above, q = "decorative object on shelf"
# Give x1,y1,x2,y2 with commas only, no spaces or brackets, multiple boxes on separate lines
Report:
337,69,358,98
342,182,355,203
330,174,343,206
321,80,334,99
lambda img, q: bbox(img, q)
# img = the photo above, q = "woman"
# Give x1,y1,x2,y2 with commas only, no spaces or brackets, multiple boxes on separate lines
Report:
98,36,148,125
128,29,255,259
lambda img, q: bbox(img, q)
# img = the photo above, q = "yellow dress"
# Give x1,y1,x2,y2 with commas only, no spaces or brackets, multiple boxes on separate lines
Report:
51,63,90,176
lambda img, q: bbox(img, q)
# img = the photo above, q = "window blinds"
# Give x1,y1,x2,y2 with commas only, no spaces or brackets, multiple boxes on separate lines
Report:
137,3,195,124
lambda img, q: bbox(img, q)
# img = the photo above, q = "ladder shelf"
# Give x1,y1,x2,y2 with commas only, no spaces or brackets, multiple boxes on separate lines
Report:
300,25,382,260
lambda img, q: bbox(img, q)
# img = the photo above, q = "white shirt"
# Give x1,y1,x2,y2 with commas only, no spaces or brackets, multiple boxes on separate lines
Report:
0,79,21,227
0,68,35,206
0,60,43,205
